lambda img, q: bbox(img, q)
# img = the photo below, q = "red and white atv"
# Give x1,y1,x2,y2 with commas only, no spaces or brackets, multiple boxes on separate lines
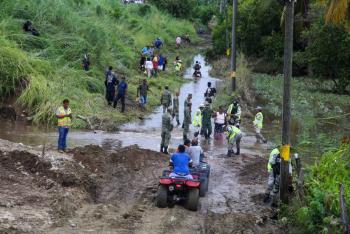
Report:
156,171,200,211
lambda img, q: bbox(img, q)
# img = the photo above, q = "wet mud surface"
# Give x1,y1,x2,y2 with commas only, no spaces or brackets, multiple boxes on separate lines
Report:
0,138,281,234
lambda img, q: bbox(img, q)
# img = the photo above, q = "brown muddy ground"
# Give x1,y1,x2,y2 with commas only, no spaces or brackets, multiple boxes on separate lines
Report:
0,138,282,234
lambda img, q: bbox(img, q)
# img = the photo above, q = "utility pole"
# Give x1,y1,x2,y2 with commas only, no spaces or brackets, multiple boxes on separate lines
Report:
225,0,229,53
230,0,237,92
280,0,295,203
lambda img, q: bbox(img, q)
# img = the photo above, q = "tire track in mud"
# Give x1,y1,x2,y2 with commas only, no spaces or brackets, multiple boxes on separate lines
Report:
133,147,281,234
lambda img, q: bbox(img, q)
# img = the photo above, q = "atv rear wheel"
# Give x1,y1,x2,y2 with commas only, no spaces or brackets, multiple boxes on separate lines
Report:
186,188,199,211
199,178,208,197
156,185,168,208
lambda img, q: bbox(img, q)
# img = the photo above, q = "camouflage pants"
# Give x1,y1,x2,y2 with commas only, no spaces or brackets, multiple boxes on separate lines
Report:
161,131,171,147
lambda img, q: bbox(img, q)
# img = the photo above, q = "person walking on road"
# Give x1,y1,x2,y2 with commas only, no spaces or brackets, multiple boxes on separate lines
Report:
137,79,149,111
225,124,242,156
263,147,281,205
161,108,173,154
253,106,267,143
56,99,72,153
184,93,192,109
201,103,213,140
113,76,128,112
183,101,192,141
172,91,180,126
160,86,172,113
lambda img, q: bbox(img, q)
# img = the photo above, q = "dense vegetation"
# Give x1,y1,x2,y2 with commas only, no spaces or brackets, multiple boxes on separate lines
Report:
210,0,350,94
0,0,198,128
286,143,350,233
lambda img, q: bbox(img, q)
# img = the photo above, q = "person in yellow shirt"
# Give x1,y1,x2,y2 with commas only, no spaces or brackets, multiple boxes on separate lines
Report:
56,99,72,153
253,106,267,143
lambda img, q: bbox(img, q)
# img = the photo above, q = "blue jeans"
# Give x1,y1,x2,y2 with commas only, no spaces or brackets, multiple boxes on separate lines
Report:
58,127,69,150
140,95,147,107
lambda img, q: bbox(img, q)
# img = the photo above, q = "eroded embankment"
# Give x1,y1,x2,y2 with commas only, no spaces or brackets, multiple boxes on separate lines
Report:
0,139,167,233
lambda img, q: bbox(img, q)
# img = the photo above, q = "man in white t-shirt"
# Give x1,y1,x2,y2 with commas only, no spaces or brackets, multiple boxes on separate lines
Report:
187,139,204,167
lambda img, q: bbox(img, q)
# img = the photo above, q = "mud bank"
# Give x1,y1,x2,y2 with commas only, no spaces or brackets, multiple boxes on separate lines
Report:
0,139,282,234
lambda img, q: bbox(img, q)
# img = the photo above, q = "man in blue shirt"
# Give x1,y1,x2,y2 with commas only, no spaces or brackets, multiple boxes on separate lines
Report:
113,76,128,112
169,145,193,180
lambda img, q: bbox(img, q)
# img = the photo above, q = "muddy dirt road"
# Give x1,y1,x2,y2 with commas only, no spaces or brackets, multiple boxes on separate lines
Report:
0,55,282,233
0,137,280,234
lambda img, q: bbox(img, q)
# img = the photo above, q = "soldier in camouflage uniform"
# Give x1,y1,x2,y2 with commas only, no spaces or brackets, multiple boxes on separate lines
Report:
172,91,180,126
202,103,213,140
160,108,173,154
160,86,172,113
183,102,192,141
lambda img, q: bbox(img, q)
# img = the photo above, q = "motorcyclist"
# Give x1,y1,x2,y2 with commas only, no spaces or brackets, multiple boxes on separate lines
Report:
193,61,202,77
169,144,193,180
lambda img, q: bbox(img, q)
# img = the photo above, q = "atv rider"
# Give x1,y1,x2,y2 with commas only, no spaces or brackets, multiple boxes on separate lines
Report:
169,144,193,180
193,61,202,78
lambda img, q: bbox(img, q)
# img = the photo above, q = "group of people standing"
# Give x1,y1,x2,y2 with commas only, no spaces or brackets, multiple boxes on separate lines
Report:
139,38,168,78
104,66,128,112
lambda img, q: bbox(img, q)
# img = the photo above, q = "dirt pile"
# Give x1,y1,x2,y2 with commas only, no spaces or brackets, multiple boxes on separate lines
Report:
0,139,168,233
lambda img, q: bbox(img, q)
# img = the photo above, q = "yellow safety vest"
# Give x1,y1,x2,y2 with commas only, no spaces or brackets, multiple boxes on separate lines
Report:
267,148,280,172
227,104,241,120
175,63,182,71
57,106,72,127
226,126,241,140
192,110,202,127
253,112,263,129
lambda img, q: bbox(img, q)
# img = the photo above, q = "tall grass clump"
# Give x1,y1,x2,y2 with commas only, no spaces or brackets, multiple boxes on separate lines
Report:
286,143,350,233
0,0,199,128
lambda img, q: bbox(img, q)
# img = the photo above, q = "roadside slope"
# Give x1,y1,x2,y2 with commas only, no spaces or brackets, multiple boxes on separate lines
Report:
0,0,198,129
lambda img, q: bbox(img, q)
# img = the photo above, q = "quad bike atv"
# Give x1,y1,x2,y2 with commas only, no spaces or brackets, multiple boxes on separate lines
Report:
190,162,210,197
157,171,201,211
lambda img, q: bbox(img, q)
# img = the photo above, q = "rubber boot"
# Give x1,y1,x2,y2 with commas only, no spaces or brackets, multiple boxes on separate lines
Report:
227,150,233,157
160,145,164,153
235,147,240,155
177,120,180,126
271,194,278,208
263,193,271,203
163,146,169,154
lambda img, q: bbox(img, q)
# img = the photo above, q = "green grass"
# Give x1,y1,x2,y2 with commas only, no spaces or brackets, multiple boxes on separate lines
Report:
284,143,350,233
0,0,200,129
252,74,350,157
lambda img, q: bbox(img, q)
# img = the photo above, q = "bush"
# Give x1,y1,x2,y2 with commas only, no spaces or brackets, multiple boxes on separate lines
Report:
289,144,350,233
304,22,350,94
148,0,196,18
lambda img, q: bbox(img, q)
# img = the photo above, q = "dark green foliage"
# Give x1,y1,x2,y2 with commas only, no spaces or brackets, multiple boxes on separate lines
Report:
304,22,350,94
138,4,151,16
211,0,283,57
148,0,196,18
287,144,350,233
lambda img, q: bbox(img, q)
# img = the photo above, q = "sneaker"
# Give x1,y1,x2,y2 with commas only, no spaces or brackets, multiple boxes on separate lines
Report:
58,150,64,153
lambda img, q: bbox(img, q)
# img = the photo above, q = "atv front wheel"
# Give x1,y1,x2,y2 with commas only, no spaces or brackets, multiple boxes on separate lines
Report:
186,188,199,211
156,185,168,208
